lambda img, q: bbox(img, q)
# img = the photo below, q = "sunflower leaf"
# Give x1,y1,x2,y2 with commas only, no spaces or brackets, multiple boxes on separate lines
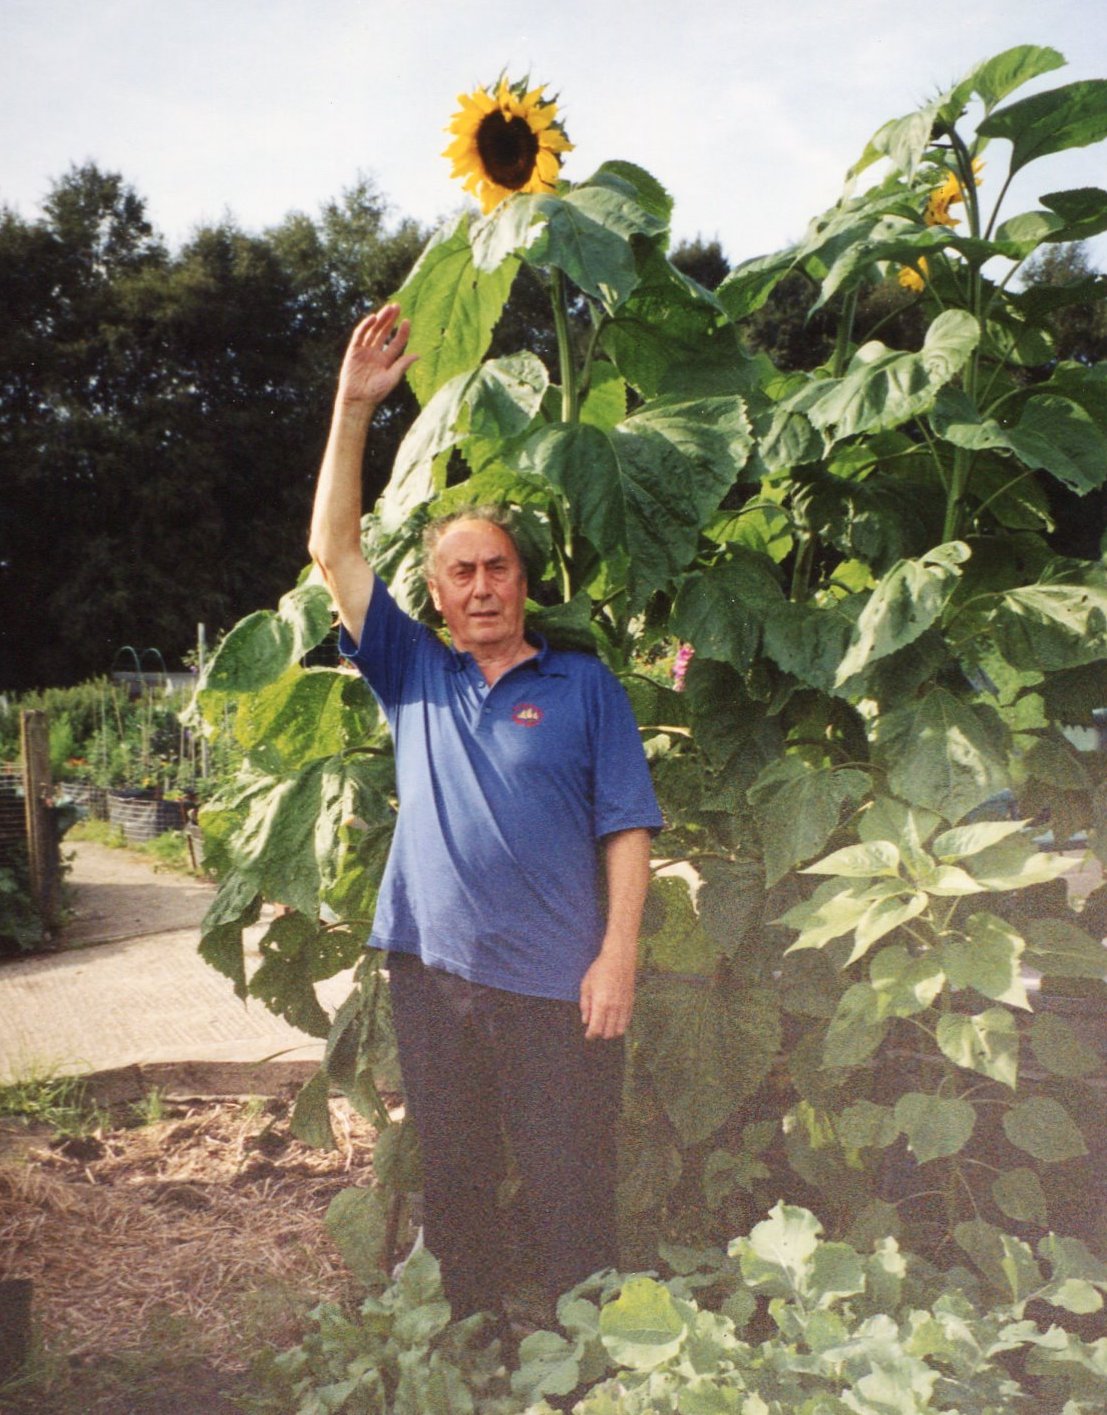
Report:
393,214,520,406
522,395,751,608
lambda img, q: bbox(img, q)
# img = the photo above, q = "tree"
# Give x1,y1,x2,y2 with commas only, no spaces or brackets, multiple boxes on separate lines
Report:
0,169,427,689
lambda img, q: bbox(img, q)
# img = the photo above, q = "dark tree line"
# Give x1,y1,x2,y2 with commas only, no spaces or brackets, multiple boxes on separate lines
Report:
1,165,425,689
2,164,1101,690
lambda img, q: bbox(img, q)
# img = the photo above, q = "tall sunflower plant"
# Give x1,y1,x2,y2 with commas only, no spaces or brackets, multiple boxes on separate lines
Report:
191,45,1107,1287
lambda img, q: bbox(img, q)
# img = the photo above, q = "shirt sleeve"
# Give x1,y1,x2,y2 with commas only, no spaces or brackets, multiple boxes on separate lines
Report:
337,576,426,714
590,666,665,840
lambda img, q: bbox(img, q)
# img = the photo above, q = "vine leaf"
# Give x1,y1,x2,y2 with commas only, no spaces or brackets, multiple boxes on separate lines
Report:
1003,1096,1089,1162
895,1092,976,1164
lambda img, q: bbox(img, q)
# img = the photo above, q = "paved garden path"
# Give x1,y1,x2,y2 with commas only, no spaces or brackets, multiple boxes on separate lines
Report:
0,841,354,1085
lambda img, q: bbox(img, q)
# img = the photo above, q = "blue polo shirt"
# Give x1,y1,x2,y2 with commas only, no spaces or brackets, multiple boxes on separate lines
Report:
338,578,663,1001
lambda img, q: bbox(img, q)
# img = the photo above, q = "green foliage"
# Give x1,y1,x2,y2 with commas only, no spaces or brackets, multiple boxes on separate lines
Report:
249,1204,1107,1413
192,43,1107,1299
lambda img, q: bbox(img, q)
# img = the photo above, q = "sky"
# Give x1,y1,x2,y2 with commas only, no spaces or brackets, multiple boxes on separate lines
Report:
3,0,1107,271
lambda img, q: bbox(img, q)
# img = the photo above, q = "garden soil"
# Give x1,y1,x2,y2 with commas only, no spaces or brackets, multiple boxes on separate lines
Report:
0,840,376,1413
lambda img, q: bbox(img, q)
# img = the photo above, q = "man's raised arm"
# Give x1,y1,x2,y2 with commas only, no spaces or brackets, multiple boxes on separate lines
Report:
308,304,418,643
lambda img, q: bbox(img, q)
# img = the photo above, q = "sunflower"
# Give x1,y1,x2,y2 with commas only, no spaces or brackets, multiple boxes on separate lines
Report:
898,257,929,292
924,157,984,228
443,77,573,214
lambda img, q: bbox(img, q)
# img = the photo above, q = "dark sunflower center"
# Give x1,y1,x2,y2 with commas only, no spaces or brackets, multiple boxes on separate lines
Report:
476,111,539,189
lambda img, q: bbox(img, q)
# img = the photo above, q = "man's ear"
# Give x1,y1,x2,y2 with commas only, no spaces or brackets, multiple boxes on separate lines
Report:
426,577,442,612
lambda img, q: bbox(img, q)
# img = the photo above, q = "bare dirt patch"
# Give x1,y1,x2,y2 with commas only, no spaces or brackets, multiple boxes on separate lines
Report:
1,1089,382,1413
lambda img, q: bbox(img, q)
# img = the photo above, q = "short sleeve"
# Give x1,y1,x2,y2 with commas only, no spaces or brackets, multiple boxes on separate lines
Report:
590,668,664,840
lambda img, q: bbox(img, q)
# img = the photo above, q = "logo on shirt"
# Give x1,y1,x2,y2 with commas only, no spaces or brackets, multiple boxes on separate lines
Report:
512,702,544,728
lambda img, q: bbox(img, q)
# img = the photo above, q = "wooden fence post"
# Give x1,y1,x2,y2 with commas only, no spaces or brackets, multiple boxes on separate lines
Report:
20,710,62,929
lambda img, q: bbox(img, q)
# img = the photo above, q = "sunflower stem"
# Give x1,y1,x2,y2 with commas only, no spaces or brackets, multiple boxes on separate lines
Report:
550,267,580,424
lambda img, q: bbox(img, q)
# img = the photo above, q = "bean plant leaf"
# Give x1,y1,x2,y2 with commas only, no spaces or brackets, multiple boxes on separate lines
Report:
1022,918,1107,979
393,214,519,406
992,1167,1050,1228
895,1092,976,1164
1029,1012,1102,1078
732,1202,823,1300
936,1009,1019,1088
512,1332,582,1401
931,818,1031,860
978,79,1107,176
941,913,1030,1009
1003,1096,1089,1162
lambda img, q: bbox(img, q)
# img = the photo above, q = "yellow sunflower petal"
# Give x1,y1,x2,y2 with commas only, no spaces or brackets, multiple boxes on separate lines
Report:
444,75,572,214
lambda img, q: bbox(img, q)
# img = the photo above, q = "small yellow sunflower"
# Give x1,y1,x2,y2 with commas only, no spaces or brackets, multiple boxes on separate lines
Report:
898,257,929,292
923,158,984,229
443,77,573,214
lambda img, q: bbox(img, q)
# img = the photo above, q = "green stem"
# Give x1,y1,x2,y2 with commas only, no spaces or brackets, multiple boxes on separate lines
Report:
550,267,579,425
941,131,986,544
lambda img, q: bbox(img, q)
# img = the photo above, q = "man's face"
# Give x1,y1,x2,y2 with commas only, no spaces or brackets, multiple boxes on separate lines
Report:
426,519,528,656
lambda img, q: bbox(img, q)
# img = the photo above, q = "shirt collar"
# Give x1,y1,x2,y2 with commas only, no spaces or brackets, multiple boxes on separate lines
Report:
446,630,567,678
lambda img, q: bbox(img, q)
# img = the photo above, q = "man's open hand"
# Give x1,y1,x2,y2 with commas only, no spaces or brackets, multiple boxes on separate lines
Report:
580,947,636,1041
337,304,418,411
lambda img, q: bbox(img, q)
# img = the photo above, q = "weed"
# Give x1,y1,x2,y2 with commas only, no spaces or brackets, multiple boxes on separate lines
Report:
0,1066,107,1138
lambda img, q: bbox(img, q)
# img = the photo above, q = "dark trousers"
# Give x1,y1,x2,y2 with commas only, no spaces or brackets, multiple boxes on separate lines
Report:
387,951,625,1319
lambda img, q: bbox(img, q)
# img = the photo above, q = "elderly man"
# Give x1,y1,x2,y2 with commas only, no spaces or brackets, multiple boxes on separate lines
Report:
309,304,662,1325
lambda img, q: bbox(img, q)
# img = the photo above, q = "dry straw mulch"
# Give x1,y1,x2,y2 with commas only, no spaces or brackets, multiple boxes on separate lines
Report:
0,1093,381,1376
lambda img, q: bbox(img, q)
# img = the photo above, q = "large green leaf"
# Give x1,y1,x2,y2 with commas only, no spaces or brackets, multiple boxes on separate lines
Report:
990,570,1107,672
1022,918,1107,979
1030,1011,1102,1079
634,979,780,1145
392,214,519,406
784,311,979,443
933,390,1107,496
895,1092,976,1164
472,183,664,311
822,983,889,1067
670,550,785,670
762,600,856,695
936,1009,1019,1088
221,754,394,918
234,668,380,770
834,545,967,685
598,1277,687,1370
1040,187,1107,242
947,45,1066,119
524,396,751,607
992,1167,1049,1228
1003,1096,1089,1162
197,583,334,700
979,80,1107,176
381,353,548,530
871,689,1009,824
941,912,1030,1009
248,911,355,1037
749,758,871,886
601,242,748,400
